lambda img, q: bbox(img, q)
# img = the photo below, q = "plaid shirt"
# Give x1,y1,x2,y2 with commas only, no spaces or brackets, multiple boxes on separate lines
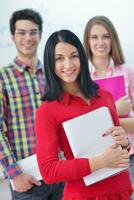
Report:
0,58,45,179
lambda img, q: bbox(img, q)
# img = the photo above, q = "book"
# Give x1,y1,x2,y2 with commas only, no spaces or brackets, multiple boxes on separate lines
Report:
62,107,127,186
10,154,42,190
94,75,125,101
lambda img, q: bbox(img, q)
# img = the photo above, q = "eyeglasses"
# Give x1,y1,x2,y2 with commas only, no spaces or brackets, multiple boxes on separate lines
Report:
15,29,40,37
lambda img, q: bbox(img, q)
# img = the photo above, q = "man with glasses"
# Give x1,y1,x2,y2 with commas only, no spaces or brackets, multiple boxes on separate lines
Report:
0,8,64,200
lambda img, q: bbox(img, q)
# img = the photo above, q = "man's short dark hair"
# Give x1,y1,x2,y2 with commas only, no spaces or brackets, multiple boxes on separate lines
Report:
10,8,43,35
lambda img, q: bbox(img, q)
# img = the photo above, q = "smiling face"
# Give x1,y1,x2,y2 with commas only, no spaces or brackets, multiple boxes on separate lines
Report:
89,24,111,60
12,20,41,59
54,42,81,88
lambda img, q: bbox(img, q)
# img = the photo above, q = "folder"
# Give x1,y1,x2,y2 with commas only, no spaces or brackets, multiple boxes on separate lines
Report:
62,107,127,185
94,75,125,101
10,154,42,190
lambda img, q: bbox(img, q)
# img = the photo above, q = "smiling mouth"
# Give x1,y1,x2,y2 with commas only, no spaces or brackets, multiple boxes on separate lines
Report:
63,70,76,75
24,45,33,48
96,48,106,51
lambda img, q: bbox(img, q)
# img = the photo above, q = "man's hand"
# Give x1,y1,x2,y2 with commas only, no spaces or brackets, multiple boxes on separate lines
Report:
12,173,41,192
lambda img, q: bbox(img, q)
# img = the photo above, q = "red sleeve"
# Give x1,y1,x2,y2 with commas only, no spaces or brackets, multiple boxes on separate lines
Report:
35,104,91,184
106,91,120,126
98,89,120,126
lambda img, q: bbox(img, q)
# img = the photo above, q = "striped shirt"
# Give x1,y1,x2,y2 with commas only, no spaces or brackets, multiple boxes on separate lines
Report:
89,61,134,153
0,58,45,179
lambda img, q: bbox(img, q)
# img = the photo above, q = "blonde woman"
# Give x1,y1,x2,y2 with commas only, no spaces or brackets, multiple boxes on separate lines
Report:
83,15,134,186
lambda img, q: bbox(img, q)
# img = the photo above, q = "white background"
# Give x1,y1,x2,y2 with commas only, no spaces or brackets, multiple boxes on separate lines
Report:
0,0,134,67
0,1,134,197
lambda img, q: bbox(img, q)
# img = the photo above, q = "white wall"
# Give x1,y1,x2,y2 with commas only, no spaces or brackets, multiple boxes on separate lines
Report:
0,0,134,67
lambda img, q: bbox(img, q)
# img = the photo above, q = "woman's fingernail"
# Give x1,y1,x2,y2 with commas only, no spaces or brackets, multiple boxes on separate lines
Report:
102,133,106,137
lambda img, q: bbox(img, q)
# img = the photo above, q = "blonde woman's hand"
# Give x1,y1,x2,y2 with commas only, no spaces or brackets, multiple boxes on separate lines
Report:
115,96,132,116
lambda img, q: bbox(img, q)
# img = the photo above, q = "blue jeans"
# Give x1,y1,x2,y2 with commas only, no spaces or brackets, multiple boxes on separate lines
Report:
129,154,134,185
9,180,64,200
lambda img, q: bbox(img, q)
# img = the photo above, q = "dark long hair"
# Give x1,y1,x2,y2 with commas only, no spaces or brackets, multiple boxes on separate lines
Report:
42,29,99,101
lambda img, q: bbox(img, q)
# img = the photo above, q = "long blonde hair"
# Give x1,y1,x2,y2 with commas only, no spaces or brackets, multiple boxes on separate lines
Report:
83,16,125,65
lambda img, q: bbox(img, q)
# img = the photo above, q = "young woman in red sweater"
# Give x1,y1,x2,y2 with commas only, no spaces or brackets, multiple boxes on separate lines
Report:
35,29,132,200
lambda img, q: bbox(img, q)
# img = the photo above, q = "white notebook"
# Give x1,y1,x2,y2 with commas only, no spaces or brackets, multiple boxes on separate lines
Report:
62,106,127,186
10,154,42,190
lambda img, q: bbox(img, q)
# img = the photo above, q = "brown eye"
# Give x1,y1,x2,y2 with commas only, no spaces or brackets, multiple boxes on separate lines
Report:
103,35,110,39
90,35,98,40
55,57,63,62
72,54,79,58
